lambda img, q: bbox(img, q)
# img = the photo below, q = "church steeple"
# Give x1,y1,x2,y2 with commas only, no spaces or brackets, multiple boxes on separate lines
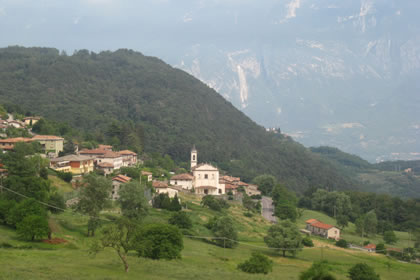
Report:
191,145,197,170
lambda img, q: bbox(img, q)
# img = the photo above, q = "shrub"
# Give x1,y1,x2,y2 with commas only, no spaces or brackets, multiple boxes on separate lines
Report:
299,261,336,280
244,212,253,218
168,212,192,229
302,236,314,247
133,224,183,260
237,252,273,274
57,171,73,183
201,195,229,211
17,215,49,241
335,239,348,248
169,194,182,211
348,263,380,280
375,243,386,254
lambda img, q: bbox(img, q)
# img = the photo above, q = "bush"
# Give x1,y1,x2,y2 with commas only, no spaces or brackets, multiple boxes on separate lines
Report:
133,224,183,260
168,211,192,229
375,243,386,254
348,263,380,280
244,212,253,218
299,261,336,280
302,236,314,247
335,239,348,248
201,195,229,211
57,171,73,183
237,252,273,274
17,215,49,241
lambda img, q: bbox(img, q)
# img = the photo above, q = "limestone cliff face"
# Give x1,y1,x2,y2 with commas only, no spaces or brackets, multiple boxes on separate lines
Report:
160,0,420,161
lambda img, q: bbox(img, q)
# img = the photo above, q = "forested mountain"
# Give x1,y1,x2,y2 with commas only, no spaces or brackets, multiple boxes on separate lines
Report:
0,46,357,193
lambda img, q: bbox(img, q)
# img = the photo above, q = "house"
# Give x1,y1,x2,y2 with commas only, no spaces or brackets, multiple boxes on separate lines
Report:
152,180,179,198
0,137,33,151
244,184,261,196
79,148,108,158
111,174,132,200
170,173,194,190
31,135,64,157
98,144,112,151
23,116,41,126
305,219,340,240
224,183,239,195
117,150,138,166
50,154,94,175
364,244,376,252
141,171,153,182
97,162,115,175
98,151,123,170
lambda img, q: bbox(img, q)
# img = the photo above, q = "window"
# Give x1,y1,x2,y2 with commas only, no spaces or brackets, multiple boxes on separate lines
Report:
175,181,177,185
193,155,196,160
204,174,208,179
204,189,208,194
218,189,222,194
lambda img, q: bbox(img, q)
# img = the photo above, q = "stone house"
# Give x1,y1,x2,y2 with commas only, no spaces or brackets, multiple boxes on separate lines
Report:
305,219,340,240
170,173,194,190
111,174,131,200
117,150,138,166
31,135,64,157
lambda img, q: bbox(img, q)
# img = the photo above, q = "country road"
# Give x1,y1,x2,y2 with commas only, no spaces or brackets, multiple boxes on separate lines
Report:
261,196,277,223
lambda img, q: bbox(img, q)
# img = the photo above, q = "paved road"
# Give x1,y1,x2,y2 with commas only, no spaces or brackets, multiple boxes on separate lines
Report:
261,196,277,223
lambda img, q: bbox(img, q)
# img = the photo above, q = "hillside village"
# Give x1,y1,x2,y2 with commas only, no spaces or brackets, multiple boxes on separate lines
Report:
0,109,419,279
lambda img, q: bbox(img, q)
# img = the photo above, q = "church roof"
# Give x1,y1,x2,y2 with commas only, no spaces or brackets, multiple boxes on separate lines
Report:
171,173,193,180
192,163,218,171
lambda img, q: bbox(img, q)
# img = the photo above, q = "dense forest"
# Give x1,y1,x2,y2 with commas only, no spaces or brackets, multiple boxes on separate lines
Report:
0,46,418,197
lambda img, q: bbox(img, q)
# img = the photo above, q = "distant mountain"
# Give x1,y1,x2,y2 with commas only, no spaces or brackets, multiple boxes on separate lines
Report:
112,0,420,162
0,46,357,193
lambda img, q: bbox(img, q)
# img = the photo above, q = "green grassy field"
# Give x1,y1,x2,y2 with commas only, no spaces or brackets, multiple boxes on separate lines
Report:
0,192,419,279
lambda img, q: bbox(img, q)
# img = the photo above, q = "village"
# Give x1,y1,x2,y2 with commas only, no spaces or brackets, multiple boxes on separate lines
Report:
0,114,352,244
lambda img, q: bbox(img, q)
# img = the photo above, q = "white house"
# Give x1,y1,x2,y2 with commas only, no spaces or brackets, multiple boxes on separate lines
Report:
153,180,179,198
170,173,194,190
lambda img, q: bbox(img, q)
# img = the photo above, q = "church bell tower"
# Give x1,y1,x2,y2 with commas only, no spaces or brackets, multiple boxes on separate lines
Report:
191,145,197,170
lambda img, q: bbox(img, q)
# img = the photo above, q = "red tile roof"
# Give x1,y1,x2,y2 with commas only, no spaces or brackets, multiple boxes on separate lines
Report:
305,219,319,224
171,173,193,180
97,162,114,168
364,244,376,250
152,181,168,188
225,184,238,190
141,171,153,176
79,148,107,155
32,135,64,140
310,221,335,230
118,150,137,155
112,174,132,183
0,137,33,143
100,151,122,159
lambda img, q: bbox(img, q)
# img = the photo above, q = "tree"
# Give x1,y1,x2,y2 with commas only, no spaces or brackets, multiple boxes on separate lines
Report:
133,224,183,260
252,175,276,196
17,215,49,241
299,261,336,280
364,210,378,236
264,220,303,257
375,243,386,254
302,236,314,247
168,211,192,229
237,252,273,274
348,263,380,280
211,216,237,248
271,184,297,222
7,198,47,227
383,231,397,244
76,174,112,236
89,223,132,272
169,194,182,211
118,181,148,220
335,239,348,248
336,214,349,230
47,191,66,214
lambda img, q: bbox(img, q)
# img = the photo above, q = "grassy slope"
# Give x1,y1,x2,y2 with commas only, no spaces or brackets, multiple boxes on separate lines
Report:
0,193,418,279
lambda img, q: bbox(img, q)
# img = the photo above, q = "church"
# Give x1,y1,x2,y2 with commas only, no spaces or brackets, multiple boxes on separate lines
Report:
170,146,225,195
